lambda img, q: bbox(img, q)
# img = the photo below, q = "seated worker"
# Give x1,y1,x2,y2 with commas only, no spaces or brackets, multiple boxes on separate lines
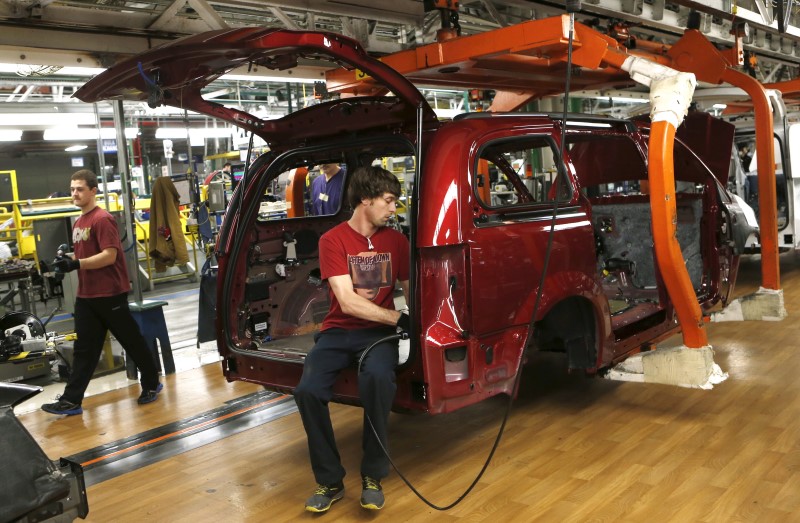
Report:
294,165,410,513
310,163,345,215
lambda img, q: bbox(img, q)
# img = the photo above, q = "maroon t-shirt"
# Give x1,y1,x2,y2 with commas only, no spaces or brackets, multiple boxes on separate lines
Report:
319,222,409,331
73,206,131,298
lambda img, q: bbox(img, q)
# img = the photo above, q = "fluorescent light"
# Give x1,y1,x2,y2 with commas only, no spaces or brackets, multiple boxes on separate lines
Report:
0,129,22,141
65,145,88,152
0,63,105,77
58,66,106,76
44,127,139,141
565,121,612,128
135,105,202,117
155,128,190,139
609,97,649,104
581,94,649,104
0,113,96,126
712,103,728,110
155,127,233,139
220,74,318,84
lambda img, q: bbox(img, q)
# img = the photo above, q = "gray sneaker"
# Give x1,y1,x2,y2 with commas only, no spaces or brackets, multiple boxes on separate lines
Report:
360,476,384,510
304,482,344,513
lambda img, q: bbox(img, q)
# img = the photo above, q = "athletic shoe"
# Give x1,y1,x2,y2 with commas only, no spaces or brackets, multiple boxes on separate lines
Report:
304,482,345,513
137,382,163,405
41,398,83,416
360,476,384,510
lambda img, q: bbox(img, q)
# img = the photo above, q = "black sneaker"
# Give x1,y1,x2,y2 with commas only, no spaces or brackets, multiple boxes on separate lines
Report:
360,476,384,510
137,382,163,405
41,398,83,416
304,482,344,513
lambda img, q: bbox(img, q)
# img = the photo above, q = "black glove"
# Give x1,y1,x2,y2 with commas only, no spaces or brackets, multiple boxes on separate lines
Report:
53,257,80,273
396,311,410,334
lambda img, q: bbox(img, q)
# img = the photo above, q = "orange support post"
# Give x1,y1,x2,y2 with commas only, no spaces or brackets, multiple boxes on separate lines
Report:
669,30,780,290
648,121,708,347
721,68,780,289
477,159,491,203
285,167,308,218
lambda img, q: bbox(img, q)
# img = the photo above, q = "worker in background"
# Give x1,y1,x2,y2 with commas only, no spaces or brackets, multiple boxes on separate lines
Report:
294,166,409,513
310,163,345,215
41,170,162,416
203,162,232,185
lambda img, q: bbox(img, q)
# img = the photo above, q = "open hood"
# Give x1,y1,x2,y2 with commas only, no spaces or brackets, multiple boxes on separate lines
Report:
75,29,437,149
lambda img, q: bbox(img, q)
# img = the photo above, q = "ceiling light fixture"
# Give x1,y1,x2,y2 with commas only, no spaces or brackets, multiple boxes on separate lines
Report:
565,121,613,128
0,129,22,141
65,145,88,152
0,113,97,126
44,127,139,141
155,127,233,139
220,73,319,84
611,97,650,104
0,63,106,77
16,64,62,77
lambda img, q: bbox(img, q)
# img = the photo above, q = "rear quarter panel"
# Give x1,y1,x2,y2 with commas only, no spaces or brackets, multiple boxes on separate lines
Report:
415,118,610,413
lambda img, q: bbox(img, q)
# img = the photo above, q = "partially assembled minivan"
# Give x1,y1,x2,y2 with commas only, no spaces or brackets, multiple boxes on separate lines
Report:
77,28,753,415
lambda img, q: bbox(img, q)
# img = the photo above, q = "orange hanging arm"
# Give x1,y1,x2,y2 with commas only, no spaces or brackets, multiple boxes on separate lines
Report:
648,121,708,347
601,49,708,347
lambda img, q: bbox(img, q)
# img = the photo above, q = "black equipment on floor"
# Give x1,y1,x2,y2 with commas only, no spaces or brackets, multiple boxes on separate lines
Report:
0,382,89,522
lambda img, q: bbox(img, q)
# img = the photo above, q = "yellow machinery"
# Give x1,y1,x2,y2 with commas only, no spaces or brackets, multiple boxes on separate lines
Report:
0,170,122,267
0,170,197,287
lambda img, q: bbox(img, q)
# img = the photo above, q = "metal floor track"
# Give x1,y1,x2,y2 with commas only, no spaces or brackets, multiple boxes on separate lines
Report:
67,390,297,486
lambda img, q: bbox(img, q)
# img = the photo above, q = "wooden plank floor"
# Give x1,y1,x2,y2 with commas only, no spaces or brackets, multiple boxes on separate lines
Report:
17,253,800,522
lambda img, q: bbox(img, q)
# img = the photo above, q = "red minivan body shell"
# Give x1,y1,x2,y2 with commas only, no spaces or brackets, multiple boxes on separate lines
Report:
75,28,742,415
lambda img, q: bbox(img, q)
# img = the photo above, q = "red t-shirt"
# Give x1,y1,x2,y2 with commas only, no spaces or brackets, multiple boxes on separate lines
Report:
319,222,409,331
73,206,131,298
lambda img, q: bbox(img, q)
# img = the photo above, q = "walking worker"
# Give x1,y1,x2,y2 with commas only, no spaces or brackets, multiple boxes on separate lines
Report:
41,169,162,416
294,165,410,513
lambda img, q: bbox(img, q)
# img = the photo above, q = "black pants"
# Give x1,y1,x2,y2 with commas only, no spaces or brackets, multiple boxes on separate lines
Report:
62,293,160,404
294,327,399,486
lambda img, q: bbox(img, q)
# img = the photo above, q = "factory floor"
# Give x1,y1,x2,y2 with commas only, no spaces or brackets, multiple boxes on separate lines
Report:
12,252,800,521
13,277,216,415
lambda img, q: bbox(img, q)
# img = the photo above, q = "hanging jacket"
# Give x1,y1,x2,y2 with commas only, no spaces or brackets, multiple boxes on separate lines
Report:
149,176,189,272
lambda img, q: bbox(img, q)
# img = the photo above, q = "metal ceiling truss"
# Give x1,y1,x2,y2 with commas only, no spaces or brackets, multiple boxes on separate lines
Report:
0,0,798,67
0,0,798,110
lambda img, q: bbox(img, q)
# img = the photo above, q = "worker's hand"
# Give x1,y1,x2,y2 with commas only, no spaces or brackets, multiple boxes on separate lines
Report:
396,311,410,337
53,257,80,273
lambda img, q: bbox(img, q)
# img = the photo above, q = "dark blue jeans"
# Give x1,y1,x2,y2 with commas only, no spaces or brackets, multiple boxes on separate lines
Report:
294,327,399,485
62,294,160,404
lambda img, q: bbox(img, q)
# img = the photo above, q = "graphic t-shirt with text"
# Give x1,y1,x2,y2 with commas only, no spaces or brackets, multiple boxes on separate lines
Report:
319,222,409,331
73,206,131,298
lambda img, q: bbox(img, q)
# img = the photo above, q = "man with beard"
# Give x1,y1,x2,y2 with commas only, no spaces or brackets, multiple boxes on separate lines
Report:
294,165,409,513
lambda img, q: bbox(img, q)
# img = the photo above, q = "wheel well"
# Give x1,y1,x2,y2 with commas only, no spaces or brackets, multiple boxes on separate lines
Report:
532,296,597,369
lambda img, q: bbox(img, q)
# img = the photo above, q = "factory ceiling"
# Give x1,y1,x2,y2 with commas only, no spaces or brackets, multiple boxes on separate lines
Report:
0,0,799,154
